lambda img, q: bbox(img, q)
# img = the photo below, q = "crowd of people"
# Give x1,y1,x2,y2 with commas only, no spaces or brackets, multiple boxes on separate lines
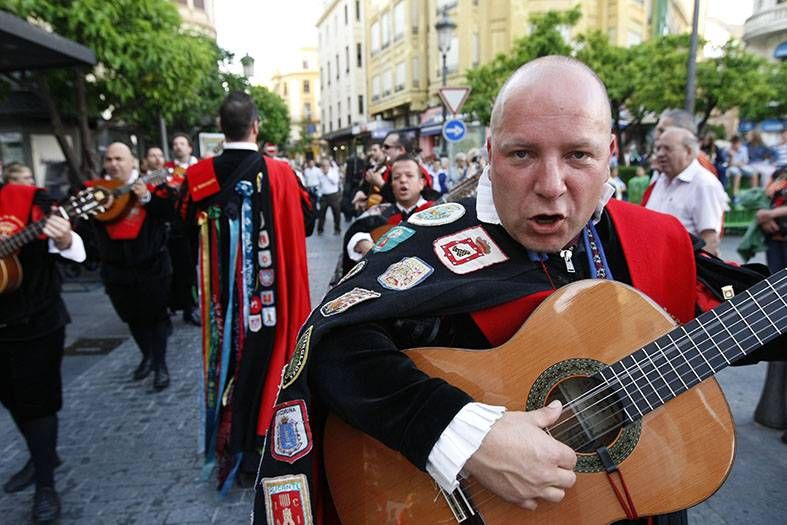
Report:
1,57,785,525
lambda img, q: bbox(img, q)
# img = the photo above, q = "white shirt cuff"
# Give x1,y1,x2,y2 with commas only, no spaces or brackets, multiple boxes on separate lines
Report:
346,232,373,261
48,231,86,263
426,402,506,492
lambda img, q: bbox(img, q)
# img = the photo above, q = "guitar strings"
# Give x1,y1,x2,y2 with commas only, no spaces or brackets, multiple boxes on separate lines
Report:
444,276,787,508
545,277,787,448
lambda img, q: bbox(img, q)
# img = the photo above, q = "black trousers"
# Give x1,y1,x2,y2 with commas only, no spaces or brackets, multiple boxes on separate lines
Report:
318,191,342,233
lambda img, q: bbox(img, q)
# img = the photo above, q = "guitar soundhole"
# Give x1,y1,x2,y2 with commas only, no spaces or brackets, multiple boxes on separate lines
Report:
545,375,624,453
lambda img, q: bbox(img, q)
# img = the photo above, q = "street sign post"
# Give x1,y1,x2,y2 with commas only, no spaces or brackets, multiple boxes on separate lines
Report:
438,87,472,115
442,119,467,143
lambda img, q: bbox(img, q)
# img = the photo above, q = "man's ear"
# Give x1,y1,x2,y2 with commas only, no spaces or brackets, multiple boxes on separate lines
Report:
609,132,618,158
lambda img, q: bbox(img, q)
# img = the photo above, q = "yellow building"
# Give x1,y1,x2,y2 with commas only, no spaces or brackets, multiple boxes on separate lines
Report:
363,0,702,156
172,0,216,38
270,48,321,158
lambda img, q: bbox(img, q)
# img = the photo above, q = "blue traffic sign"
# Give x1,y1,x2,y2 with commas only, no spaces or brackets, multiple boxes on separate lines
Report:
442,119,467,143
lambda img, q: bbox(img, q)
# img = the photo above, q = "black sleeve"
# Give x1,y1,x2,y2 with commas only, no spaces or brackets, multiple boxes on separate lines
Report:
309,322,473,470
144,185,176,221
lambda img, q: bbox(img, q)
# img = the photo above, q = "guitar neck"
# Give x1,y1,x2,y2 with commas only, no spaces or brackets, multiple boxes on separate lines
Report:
0,217,48,258
600,268,787,422
112,170,169,197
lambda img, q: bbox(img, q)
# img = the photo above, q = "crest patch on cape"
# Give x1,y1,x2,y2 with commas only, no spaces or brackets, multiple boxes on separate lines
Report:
261,474,312,525
337,260,367,286
320,287,381,317
261,290,275,306
372,225,415,253
262,306,277,327
258,249,273,268
407,202,466,226
434,226,509,274
258,229,270,248
377,257,434,291
283,325,312,389
271,400,313,463
259,268,275,287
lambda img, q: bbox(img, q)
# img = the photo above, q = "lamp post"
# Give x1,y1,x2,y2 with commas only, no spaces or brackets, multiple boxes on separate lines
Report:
241,53,255,79
435,6,456,158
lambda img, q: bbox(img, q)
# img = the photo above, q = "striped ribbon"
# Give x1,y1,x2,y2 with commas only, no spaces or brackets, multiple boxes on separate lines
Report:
236,181,254,331
216,213,239,428
582,221,614,280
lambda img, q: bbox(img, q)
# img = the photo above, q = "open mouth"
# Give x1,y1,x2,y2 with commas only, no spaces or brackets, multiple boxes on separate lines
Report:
531,214,565,225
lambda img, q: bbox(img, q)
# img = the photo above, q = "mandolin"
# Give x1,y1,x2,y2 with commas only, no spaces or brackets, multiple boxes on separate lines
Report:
90,169,170,222
0,189,110,294
325,276,787,524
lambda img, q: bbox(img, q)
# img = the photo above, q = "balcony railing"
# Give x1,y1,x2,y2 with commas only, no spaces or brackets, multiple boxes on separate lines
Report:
744,3,787,41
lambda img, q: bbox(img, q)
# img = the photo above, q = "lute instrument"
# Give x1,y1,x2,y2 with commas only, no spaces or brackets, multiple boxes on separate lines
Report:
90,169,170,222
325,275,786,524
0,188,110,294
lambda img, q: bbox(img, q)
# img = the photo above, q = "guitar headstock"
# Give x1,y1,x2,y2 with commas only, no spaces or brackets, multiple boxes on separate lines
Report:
62,188,112,220
142,168,172,187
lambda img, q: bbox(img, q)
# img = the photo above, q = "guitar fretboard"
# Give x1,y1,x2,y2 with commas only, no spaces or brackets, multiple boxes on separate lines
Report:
599,268,787,422
0,218,48,257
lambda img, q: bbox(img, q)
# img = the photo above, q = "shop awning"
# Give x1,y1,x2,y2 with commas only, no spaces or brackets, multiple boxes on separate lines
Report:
0,10,96,72
774,41,787,60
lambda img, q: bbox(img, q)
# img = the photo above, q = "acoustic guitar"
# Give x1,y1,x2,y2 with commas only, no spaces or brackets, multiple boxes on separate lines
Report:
0,188,110,294
90,169,170,222
325,275,786,524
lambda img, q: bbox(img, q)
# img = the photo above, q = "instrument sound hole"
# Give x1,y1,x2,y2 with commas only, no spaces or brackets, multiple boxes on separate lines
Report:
546,375,624,453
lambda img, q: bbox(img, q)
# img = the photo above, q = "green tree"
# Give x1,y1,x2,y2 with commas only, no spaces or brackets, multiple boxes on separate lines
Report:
0,0,223,184
464,7,580,125
696,40,776,132
249,85,290,146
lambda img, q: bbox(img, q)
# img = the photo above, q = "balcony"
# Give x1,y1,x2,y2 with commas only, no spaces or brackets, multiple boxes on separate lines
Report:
744,3,787,42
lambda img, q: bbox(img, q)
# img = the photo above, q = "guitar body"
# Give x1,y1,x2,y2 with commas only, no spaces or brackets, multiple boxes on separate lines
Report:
90,179,134,222
0,254,22,294
324,280,735,524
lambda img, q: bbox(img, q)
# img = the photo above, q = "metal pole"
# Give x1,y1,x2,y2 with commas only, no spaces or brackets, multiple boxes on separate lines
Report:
159,114,170,159
441,51,448,158
685,0,700,114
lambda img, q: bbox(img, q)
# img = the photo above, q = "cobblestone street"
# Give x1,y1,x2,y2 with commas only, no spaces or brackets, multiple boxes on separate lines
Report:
0,232,785,524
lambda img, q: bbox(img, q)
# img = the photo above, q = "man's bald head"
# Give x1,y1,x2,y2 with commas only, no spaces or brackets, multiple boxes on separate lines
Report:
104,142,135,182
489,56,612,137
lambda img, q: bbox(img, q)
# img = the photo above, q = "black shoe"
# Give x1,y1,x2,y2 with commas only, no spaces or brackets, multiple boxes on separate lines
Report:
3,458,63,494
32,486,60,523
183,307,201,326
153,364,170,391
132,356,154,381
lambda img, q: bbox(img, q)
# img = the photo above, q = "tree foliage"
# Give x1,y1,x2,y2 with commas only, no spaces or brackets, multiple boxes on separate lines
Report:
249,85,290,146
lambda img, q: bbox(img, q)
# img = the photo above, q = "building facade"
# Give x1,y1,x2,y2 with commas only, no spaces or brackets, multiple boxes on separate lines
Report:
269,48,322,160
173,0,216,38
316,0,370,160
744,0,787,61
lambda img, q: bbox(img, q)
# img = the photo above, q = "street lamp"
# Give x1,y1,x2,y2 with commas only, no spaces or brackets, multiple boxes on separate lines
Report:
241,53,255,79
435,6,456,158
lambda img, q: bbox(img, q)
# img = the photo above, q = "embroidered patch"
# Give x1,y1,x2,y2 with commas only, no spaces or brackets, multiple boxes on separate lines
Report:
258,249,273,268
434,226,509,274
260,269,275,287
408,202,466,226
249,314,262,332
320,287,381,317
372,225,415,253
283,325,312,389
377,257,434,291
249,296,262,315
258,230,270,248
261,290,275,306
261,474,312,525
336,260,366,286
271,400,313,463
262,306,277,327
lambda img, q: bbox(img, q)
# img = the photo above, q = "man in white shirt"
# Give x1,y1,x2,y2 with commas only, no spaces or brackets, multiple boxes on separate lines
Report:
645,127,728,255
316,158,341,235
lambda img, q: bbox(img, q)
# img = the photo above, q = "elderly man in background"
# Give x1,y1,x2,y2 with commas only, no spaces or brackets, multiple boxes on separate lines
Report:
645,127,728,255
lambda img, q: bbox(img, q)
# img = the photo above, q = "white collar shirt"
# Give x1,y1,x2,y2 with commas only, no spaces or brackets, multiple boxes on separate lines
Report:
645,159,729,236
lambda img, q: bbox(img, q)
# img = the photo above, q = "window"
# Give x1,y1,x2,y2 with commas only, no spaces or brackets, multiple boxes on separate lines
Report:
358,94,364,115
303,59,309,69
283,82,288,96
412,57,420,88
383,69,392,96
411,0,419,33
472,32,480,66
393,2,405,41
347,97,351,125
329,106,333,132
381,11,391,48
193,0,205,8
344,3,348,24
303,80,310,93
371,21,380,53
372,75,381,101
336,54,340,79
327,62,331,85
345,46,350,73
304,102,312,120
395,61,406,91
356,43,363,67
356,0,361,21
338,101,342,128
